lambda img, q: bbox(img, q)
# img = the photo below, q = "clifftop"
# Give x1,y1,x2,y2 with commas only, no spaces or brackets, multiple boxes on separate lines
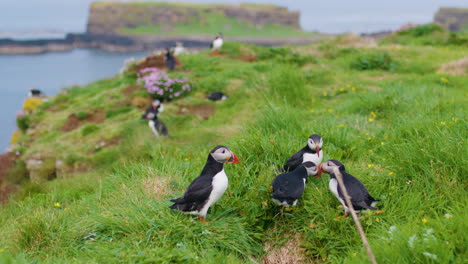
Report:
87,2,302,37
434,7,468,32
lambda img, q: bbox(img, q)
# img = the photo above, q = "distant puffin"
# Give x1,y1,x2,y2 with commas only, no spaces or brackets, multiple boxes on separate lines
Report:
169,145,239,220
272,161,322,207
210,33,223,51
207,92,228,101
28,88,44,98
141,100,168,137
320,159,378,215
283,134,323,172
173,42,186,56
164,48,176,70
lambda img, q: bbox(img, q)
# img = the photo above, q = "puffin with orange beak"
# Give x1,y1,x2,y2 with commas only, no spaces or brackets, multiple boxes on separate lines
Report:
320,159,378,215
169,145,238,220
282,134,323,172
272,162,322,207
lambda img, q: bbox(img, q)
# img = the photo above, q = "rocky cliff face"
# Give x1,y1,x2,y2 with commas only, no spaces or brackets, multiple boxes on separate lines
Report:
86,2,300,35
434,7,468,32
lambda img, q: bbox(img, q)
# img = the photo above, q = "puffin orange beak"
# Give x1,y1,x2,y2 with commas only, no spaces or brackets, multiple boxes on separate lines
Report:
228,152,239,164
316,164,323,178
316,145,321,157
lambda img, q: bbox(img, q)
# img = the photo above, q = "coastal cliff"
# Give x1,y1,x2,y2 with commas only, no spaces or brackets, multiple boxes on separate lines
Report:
87,2,300,35
434,7,468,32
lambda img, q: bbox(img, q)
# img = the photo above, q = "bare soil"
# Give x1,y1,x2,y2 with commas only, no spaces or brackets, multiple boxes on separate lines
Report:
177,104,215,120
61,109,106,132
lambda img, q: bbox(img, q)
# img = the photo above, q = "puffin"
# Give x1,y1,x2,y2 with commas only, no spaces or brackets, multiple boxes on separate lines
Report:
28,88,44,98
210,33,223,51
272,161,322,207
282,134,323,172
141,100,168,137
320,159,378,215
164,48,176,70
207,92,228,101
169,145,239,220
173,42,185,56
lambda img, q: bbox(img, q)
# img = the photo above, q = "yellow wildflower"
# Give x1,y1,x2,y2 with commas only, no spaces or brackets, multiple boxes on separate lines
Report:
327,109,333,113
375,218,380,222
452,117,458,123
351,87,356,92
440,121,446,126
311,98,316,103
339,88,345,92
184,158,189,161
323,91,328,97
440,77,449,83
421,218,428,224
444,213,452,219
309,109,315,113
370,112,378,118
364,132,369,136
368,137,373,141
346,84,352,88
352,252,357,257
381,142,385,145
368,149,374,153
337,124,345,128
367,164,374,168
54,202,61,207
388,172,394,176
368,118,375,122
0,249,4,253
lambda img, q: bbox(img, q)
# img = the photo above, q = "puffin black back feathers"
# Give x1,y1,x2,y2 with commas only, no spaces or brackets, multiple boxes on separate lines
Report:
169,146,238,219
164,48,176,70
272,162,319,207
283,134,323,172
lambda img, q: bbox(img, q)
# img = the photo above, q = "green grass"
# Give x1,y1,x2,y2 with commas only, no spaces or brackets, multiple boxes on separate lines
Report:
119,12,316,38
0,37,467,263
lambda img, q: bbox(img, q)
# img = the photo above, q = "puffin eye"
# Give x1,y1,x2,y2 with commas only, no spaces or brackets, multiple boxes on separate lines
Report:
222,150,225,154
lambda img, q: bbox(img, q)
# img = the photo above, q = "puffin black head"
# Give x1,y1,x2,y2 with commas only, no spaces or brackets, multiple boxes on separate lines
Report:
301,161,322,178
215,32,223,39
320,159,345,174
210,145,239,164
307,134,323,157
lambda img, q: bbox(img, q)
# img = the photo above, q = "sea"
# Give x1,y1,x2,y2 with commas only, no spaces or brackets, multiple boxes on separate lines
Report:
0,0,466,151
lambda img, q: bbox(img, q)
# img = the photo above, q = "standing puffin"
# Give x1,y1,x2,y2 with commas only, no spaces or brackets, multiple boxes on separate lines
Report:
210,33,223,51
320,159,378,215
169,145,239,220
272,161,322,207
283,134,323,172
164,48,176,70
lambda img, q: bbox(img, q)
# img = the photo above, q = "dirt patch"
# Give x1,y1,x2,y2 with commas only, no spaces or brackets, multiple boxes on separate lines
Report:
143,174,170,200
263,233,306,264
177,104,215,120
0,152,17,203
61,109,105,132
130,55,181,73
123,84,142,96
236,55,257,62
439,57,468,76
211,50,222,57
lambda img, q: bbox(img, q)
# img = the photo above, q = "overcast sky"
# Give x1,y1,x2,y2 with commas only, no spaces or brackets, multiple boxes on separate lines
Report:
0,0,466,34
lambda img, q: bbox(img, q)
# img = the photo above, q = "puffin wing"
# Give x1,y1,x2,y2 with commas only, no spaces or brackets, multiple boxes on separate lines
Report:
272,174,304,199
338,173,376,210
283,148,305,172
178,176,213,204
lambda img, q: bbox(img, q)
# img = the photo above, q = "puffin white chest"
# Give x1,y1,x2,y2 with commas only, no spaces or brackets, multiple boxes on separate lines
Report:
207,169,228,206
329,178,349,211
212,38,223,50
303,151,322,165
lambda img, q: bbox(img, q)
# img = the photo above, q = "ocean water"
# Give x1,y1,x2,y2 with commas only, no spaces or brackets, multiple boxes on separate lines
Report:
0,49,147,151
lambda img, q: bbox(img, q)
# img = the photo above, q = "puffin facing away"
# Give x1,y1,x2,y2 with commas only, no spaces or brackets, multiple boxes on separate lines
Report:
169,145,239,220
283,134,323,172
272,162,322,207
164,48,176,70
321,159,378,215
210,33,223,51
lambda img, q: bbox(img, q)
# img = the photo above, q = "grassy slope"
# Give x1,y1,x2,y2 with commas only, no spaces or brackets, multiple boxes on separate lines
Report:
0,38,467,263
